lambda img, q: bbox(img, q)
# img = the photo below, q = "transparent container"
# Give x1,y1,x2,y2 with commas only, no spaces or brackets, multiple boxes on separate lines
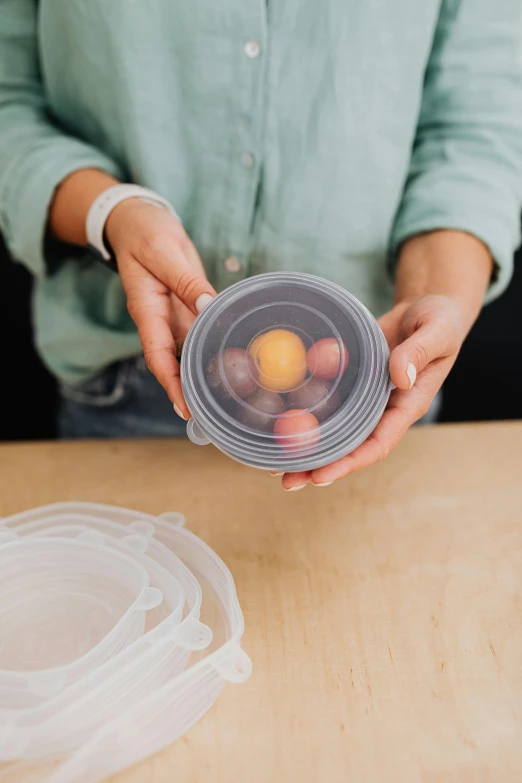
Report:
0,502,251,782
181,272,391,471
0,537,162,708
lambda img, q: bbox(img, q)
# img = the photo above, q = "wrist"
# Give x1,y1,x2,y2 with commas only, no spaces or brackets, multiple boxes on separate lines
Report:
394,230,493,331
49,169,120,246
86,184,179,264
104,197,146,251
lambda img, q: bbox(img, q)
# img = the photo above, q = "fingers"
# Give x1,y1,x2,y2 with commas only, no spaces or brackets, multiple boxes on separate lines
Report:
281,471,311,491
140,232,216,315
384,296,465,391
120,255,191,417
168,293,197,341
141,329,188,419
309,395,414,485
377,306,405,350
280,393,419,489
112,205,216,412
281,362,449,489
308,386,430,486
279,297,464,490
107,200,216,315
183,234,208,277
389,318,456,391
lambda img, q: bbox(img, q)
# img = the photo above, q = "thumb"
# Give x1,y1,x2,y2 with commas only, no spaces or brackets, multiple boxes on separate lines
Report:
389,321,452,391
142,234,217,315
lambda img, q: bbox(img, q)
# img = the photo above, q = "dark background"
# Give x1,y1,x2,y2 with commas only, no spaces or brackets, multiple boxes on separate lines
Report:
1,233,521,441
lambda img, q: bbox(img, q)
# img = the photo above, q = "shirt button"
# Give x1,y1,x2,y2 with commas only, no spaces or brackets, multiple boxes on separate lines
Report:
240,152,255,169
244,40,261,59
224,256,242,274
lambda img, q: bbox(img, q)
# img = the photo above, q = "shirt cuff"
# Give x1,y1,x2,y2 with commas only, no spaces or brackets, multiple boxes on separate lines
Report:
389,170,521,304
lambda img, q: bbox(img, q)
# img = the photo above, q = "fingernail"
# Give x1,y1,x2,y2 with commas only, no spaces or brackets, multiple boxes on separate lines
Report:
313,481,334,487
284,485,306,492
269,472,284,476
407,362,416,389
195,293,214,313
174,404,187,420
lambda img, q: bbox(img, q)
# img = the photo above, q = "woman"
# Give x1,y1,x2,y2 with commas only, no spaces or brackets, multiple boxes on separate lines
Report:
1,0,521,489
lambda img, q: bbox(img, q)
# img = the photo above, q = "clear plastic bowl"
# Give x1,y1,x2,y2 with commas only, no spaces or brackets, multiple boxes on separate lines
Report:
181,272,391,471
0,537,162,707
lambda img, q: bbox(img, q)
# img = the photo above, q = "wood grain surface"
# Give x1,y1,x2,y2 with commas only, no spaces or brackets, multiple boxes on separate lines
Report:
0,422,521,782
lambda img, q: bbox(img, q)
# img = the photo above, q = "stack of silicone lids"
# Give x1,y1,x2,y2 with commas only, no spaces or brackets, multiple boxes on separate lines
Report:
0,502,251,783
181,272,391,471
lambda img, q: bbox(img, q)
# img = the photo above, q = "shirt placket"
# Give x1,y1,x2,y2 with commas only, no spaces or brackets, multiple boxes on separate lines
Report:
216,1,268,290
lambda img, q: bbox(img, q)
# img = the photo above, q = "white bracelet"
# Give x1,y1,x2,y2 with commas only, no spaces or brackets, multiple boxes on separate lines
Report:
85,184,179,263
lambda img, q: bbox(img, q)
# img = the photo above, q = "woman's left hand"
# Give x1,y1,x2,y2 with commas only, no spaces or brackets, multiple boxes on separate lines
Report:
279,229,494,491
281,296,465,490
280,294,466,490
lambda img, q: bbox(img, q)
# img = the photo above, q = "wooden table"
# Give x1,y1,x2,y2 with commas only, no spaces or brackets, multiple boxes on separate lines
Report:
1,422,521,782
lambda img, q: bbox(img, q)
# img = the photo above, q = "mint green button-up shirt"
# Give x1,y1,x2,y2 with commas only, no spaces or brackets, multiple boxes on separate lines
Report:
1,0,522,384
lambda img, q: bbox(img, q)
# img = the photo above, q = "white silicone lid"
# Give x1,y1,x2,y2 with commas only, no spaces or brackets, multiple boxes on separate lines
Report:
0,502,251,782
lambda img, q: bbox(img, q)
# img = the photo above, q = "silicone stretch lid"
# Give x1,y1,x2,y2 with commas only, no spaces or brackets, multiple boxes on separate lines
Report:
181,272,391,471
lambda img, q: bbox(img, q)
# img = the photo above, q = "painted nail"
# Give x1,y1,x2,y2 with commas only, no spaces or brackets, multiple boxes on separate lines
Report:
284,485,306,492
195,293,214,313
407,362,417,389
173,404,187,420
313,481,334,487
269,472,284,476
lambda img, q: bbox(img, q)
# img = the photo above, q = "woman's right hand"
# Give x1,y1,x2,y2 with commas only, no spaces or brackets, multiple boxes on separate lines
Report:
105,198,216,418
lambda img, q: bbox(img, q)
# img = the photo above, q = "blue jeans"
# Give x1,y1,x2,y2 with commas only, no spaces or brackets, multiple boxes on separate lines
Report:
58,356,187,439
59,356,440,439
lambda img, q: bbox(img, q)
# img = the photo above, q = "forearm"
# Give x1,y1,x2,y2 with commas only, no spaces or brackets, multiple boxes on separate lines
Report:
394,230,494,332
49,168,120,246
309,230,495,487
